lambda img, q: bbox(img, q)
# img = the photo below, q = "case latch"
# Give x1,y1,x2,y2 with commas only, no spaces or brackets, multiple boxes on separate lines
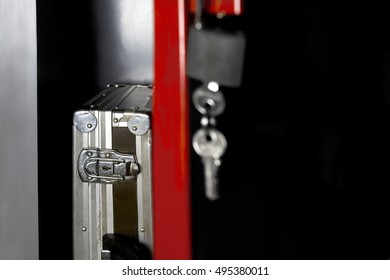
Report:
78,149,140,183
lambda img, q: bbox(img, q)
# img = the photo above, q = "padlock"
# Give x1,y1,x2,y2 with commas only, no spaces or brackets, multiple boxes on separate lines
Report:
186,25,246,88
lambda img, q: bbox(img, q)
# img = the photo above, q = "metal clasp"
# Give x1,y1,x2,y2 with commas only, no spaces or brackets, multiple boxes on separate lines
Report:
78,149,140,183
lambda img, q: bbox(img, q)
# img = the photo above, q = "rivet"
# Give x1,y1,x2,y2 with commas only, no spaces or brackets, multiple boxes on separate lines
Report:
113,118,118,123
132,126,138,131
82,227,87,232
140,228,145,232
87,123,92,128
87,152,93,156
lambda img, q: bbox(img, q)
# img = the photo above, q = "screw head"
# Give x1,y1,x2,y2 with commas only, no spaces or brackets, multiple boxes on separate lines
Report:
130,163,140,176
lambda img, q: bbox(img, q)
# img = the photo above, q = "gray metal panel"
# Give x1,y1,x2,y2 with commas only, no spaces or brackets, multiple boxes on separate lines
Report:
0,0,38,259
101,86,135,111
94,0,154,89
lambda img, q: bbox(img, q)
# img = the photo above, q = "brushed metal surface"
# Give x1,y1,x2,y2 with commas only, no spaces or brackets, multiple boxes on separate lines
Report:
0,0,38,259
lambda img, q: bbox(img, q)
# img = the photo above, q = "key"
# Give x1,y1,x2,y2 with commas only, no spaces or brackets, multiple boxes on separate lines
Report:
193,128,227,200
192,84,226,117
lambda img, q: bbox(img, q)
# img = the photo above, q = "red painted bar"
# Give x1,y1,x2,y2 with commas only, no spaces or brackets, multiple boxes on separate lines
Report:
152,0,192,259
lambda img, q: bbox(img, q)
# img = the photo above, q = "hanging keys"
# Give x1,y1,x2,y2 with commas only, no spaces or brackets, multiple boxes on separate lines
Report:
188,0,245,201
193,128,227,200
191,82,227,200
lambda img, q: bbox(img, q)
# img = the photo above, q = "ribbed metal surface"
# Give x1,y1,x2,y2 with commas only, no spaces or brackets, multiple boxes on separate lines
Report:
85,85,152,111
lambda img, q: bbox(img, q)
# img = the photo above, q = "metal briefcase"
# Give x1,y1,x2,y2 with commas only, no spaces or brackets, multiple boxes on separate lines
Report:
72,84,153,259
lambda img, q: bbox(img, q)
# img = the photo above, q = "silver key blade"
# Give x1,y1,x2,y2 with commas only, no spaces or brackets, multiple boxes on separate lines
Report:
203,157,220,200
192,128,227,201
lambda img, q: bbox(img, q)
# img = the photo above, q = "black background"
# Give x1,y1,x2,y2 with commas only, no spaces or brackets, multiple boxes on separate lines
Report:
37,0,95,260
37,0,390,259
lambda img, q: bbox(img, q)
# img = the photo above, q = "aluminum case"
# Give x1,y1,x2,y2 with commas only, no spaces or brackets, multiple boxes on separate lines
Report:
73,84,153,259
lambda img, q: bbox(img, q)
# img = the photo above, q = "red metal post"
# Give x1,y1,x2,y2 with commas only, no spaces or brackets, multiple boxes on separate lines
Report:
152,0,192,259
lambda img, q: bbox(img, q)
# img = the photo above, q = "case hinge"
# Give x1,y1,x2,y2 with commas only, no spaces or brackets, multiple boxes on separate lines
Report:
78,149,140,183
